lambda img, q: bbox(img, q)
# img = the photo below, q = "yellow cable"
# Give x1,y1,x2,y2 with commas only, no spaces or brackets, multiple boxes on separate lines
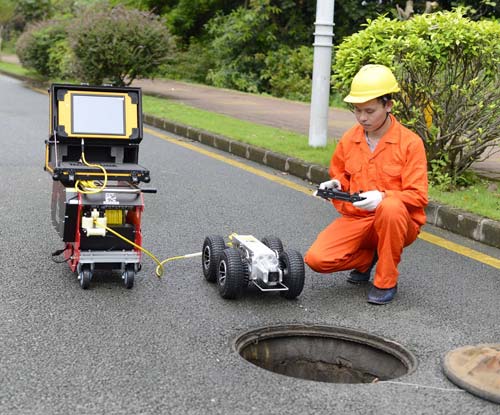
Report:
157,252,203,276
103,225,163,277
99,222,201,278
75,143,203,277
75,152,108,194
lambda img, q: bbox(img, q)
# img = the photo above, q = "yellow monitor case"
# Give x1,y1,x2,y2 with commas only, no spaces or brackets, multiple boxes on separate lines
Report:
45,83,150,184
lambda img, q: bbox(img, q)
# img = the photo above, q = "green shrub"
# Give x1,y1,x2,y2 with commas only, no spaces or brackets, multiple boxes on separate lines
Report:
206,1,280,93
333,10,500,188
16,19,68,78
68,3,173,86
161,38,215,84
262,45,313,102
47,37,75,79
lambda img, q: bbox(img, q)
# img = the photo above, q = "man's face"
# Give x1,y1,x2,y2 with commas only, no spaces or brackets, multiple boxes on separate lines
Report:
352,98,392,133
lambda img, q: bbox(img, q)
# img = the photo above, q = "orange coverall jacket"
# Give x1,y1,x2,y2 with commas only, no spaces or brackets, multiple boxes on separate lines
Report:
305,115,428,289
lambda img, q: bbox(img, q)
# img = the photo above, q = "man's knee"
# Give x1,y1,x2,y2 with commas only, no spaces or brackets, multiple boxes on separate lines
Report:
375,196,417,244
378,196,406,214
376,197,409,224
304,249,327,273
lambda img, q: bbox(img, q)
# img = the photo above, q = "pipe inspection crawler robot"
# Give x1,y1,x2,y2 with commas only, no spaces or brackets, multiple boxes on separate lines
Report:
202,234,305,300
45,83,155,289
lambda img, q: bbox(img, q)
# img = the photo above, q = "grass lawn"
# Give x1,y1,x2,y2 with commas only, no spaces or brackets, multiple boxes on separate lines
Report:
0,60,32,77
429,182,500,221
142,96,335,167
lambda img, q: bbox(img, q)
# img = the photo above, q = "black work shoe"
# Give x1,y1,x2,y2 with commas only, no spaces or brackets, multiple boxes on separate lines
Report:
347,269,371,284
367,285,397,305
347,251,378,285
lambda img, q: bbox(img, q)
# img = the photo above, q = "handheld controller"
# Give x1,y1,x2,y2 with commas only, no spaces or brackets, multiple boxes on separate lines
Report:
314,187,366,203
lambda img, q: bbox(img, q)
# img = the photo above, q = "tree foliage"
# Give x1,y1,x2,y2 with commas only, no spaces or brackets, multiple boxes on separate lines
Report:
356,1,500,20
166,0,242,44
0,0,16,50
14,0,52,25
0,1,16,26
204,0,315,93
68,3,173,86
262,45,313,101
16,19,69,77
206,0,280,92
333,10,500,188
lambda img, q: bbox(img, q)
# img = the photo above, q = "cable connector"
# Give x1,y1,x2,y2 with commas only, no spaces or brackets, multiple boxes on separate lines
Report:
81,209,107,236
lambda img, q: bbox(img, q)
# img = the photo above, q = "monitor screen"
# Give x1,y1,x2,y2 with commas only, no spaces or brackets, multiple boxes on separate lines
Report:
71,94,125,135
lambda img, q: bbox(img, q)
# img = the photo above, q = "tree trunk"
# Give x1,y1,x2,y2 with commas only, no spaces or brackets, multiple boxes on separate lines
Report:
396,1,439,20
424,2,439,14
396,0,414,20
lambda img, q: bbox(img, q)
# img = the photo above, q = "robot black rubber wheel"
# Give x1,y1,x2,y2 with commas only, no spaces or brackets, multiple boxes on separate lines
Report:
217,248,245,299
202,235,226,282
279,249,305,299
261,236,284,255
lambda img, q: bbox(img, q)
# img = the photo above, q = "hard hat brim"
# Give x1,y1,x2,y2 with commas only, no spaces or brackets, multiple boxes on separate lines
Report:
344,88,400,104
343,94,384,104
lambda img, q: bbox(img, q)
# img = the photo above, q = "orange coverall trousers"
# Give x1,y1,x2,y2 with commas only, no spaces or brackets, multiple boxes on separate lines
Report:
304,196,420,289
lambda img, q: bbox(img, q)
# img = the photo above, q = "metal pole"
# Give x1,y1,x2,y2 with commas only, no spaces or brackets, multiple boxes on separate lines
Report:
308,0,335,147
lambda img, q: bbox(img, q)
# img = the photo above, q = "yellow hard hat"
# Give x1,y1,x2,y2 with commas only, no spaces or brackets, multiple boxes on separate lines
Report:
344,64,400,103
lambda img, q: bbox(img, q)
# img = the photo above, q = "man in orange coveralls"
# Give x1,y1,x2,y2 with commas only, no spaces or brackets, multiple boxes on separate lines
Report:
305,64,428,305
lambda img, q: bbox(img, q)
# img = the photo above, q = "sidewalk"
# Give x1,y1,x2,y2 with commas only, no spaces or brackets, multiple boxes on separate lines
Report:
132,79,356,143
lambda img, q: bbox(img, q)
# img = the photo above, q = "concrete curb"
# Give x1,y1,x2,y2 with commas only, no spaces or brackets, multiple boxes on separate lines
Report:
144,113,500,250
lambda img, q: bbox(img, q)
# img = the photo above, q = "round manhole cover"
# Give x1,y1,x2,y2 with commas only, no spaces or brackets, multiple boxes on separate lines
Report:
443,344,500,404
234,325,417,383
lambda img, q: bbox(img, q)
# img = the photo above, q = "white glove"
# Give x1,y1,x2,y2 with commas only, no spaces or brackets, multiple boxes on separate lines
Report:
319,179,341,191
353,190,384,211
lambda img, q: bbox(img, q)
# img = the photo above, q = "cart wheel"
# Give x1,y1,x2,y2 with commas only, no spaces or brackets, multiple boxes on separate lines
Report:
123,265,135,289
217,248,245,299
279,249,305,299
261,236,284,256
202,235,226,282
79,266,92,290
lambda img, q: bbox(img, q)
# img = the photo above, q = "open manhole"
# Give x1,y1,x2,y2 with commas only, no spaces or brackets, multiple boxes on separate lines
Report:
234,325,417,383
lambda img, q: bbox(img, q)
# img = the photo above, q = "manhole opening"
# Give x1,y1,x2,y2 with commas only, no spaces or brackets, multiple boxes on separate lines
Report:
234,325,417,384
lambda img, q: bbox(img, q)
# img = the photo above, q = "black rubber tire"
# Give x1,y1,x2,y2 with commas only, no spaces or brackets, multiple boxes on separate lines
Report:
261,236,284,255
242,261,250,287
79,266,92,290
279,249,305,299
123,265,135,289
202,235,226,282
217,248,245,299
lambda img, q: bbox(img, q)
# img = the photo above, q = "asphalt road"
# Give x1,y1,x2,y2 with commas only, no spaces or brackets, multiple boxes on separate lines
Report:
1,74,499,414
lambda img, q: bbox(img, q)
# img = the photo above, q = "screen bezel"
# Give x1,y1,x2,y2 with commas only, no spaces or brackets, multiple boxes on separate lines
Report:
53,86,141,140
71,93,126,136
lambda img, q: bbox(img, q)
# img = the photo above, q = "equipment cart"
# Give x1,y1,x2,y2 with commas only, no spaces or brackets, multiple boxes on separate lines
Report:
45,84,155,289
